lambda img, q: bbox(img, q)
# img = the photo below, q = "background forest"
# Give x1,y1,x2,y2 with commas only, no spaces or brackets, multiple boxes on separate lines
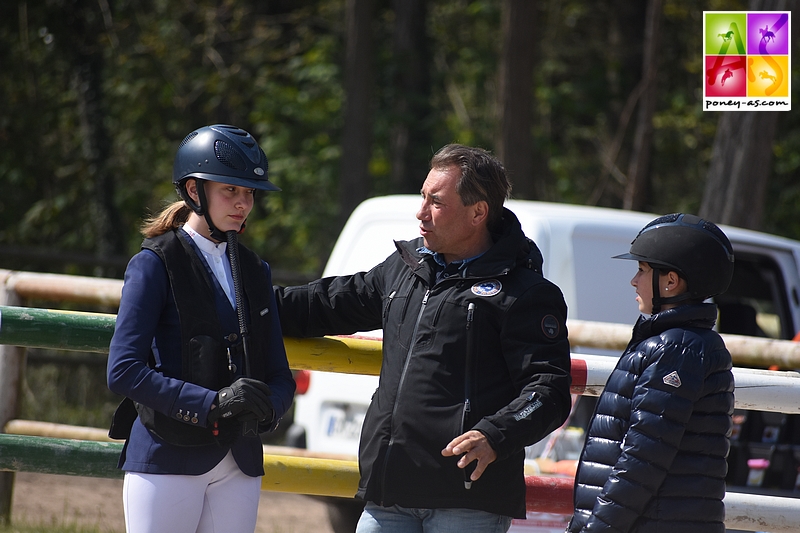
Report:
0,0,798,285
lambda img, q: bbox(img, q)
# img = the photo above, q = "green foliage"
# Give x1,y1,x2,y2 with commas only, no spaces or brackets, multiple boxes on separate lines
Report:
2,0,800,279
0,0,346,277
22,358,119,429
648,0,717,215
104,0,348,274
427,0,501,148
763,12,800,241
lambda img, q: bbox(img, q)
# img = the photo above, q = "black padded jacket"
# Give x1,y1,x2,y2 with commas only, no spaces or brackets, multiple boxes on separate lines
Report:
276,209,572,518
567,303,734,533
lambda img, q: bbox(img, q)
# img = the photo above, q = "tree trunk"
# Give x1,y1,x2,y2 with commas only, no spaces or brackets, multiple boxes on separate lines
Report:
68,0,124,277
699,0,786,229
338,0,375,229
623,0,662,211
497,0,538,199
699,112,779,229
390,0,430,194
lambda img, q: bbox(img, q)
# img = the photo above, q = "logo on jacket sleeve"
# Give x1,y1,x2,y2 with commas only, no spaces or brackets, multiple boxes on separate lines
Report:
541,315,560,338
514,396,543,421
471,279,502,296
663,371,682,388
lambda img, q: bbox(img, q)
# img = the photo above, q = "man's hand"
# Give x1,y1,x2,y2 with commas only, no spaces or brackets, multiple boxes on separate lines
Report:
441,430,497,482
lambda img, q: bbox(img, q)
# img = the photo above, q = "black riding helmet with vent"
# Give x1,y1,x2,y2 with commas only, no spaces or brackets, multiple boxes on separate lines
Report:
173,124,279,241
614,213,735,314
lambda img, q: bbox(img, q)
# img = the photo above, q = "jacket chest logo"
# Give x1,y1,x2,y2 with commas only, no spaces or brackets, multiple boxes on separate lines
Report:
663,370,682,388
471,279,502,296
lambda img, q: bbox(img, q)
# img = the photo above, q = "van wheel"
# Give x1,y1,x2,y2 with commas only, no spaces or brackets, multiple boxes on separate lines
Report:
326,499,365,533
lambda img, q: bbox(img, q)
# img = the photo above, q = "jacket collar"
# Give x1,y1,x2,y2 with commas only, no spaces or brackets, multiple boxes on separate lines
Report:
628,303,719,349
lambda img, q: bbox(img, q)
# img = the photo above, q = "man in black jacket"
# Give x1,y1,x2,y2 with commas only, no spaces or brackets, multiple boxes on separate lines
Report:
275,144,572,532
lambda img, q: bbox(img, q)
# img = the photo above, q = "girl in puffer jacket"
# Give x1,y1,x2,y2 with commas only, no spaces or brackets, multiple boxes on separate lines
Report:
567,213,735,533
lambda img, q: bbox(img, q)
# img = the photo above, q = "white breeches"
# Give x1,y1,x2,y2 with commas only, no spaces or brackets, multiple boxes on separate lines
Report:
123,450,261,533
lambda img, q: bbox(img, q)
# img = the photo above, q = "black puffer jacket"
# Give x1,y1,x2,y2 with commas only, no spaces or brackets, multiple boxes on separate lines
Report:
276,209,572,518
567,303,734,533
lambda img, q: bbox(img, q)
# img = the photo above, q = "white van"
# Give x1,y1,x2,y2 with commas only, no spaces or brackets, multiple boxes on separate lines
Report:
284,195,800,532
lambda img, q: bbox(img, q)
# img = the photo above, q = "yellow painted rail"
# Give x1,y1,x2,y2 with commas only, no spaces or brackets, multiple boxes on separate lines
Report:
261,454,359,496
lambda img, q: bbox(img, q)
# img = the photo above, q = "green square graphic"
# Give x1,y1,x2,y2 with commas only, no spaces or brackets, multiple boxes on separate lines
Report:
706,12,747,55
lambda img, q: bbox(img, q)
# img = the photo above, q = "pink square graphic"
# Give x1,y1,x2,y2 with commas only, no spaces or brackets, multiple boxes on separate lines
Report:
706,56,747,97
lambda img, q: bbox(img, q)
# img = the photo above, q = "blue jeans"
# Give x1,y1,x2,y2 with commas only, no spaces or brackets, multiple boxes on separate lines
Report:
355,502,513,533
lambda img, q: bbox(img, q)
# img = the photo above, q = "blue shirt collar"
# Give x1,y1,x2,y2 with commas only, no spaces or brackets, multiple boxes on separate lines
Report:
417,246,485,270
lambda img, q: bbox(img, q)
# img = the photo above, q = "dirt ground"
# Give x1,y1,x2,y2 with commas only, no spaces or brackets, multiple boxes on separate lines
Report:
12,471,336,533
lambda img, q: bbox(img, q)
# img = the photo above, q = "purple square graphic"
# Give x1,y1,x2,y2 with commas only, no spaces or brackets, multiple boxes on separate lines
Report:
748,12,789,55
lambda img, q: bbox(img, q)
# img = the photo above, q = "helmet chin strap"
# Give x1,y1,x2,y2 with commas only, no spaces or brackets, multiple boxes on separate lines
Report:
651,266,663,315
650,266,692,315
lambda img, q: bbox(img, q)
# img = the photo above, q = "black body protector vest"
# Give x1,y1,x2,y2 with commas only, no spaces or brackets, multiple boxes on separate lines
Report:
112,229,273,446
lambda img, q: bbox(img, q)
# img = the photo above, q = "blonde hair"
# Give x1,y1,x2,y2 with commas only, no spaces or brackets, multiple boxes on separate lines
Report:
140,200,192,238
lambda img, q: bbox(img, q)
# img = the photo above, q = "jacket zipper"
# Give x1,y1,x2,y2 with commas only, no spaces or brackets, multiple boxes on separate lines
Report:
382,290,397,320
380,288,430,504
461,301,476,489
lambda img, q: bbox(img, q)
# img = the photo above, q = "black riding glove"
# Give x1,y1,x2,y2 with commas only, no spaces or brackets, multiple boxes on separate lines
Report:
208,378,273,423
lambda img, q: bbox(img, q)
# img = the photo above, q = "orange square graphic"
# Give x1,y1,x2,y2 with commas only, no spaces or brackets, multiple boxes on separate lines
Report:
747,55,789,97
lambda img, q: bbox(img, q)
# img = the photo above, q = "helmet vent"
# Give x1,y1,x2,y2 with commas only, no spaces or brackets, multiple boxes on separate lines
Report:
638,213,679,236
178,131,198,149
220,125,247,136
214,140,247,171
703,220,735,259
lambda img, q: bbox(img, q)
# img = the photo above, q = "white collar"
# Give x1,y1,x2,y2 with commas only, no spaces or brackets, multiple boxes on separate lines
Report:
182,224,227,257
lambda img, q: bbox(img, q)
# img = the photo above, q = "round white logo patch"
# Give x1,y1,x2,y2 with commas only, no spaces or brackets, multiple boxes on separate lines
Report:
471,279,502,296
254,167,265,176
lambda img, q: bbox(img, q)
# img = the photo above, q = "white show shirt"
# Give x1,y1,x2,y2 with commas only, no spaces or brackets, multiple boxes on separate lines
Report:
182,225,236,309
